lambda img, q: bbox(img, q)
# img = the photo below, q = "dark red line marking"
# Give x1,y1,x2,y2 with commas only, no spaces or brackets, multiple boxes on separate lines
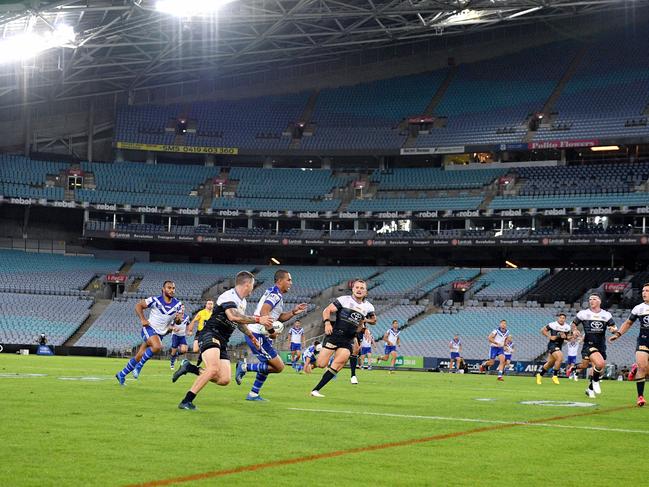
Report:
127,404,633,487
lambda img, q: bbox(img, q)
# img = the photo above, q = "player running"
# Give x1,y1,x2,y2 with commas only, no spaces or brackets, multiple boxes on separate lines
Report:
115,280,182,385
376,320,401,373
169,304,190,370
287,320,306,371
536,313,571,385
609,283,649,407
479,320,510,381
570,294,617,398
175,271,272,410
359,328,375,370
566,333,582,381
311,279,376,397
302,340,321,374
449,334,462,372
235,269,307,401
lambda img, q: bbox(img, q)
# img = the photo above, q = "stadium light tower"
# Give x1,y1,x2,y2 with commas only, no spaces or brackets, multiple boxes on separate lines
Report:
156,0,237,17
0,24,76,64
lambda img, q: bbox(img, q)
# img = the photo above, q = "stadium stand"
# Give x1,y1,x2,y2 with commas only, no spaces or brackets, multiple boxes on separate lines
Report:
0,249,122,295
368,267,446,300
525,267,625,304
0,155,68,200
0,292,93,346
371,167,505,191
416,41,578,147
489,192,649,210
347,195,483,212
472,268,549,301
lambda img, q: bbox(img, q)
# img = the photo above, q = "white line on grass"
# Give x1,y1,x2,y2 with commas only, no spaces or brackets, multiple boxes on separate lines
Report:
288,407,649,435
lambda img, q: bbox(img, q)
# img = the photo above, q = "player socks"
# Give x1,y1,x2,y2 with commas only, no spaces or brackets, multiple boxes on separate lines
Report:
246,362,269,374
251,372,268,395
170,352,177,368
313,367,337,391
538,367,548,377
118,357,137,377
636,378,645,397
135,347,154,371
350,355,358,377
592,368,601,382
552,368,559,376
182,391,196,403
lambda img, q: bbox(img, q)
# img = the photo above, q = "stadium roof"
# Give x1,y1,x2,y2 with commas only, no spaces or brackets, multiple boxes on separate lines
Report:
0,0,646,108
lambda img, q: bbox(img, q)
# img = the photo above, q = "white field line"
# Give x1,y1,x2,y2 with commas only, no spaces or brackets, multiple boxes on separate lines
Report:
288,407,649,435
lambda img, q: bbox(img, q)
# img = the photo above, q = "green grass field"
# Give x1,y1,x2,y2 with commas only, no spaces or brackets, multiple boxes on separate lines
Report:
1,354,646,486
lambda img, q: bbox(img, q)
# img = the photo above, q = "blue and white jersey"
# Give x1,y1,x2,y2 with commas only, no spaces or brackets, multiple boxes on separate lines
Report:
361,330,373,348
504,341,514,356
303,344,318,362
449,338,461,353
172,313,191,337
386,328,400,346
567,340,580,357
250,285,284,334
144,295,182,335
289,326,304,344
490,328,510,348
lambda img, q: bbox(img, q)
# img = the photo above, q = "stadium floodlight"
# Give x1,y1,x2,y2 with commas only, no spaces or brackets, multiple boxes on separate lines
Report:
505,260,518,269
590,145,620,151
270,257,281,265
0,24,76,64
507,6,543,19
156,0,237,17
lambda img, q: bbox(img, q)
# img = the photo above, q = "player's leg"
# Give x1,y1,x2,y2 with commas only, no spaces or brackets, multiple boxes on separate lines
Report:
536,353,554,383
551,351,563,384
247,352,284,401
312,347,350,396
389,350,397,372
211,358,231,386
587,352,605,395
179,347,221,409
634,350,647,406
133,334,163,376
496,354,505,380
170,346,178,369
115,341,148,384
350,339,360,383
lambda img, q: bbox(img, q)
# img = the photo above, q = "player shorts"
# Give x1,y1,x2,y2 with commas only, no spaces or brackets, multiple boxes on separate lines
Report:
384,345,397,355
567,355,577,365
141,325,165,343
245,333,279,362
504,354,512,361
636,333,649,354
322,335,354,353
198,329,230,361
489,347,504,359
361,346,372,355
450,352,460,359
547,342,562,354
290,342,302,352
581,337,606,360
171,335,187,349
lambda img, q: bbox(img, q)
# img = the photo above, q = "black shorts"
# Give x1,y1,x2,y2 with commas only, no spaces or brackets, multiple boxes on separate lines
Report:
636,333,649,354
198,329,230,361
322,334,354,353
547,341,562,354
582,336,606,360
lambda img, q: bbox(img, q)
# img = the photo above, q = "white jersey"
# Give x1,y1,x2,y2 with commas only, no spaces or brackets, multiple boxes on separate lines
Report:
628,302,649,334
386,328,400,346
449,339,461,353
144,295,182,335
504,341,514,355
490,328,510,347
361,331,373,348
289,327,304,344
547,321,571,334
172,313,190,337
250,285,284,335
567,341,580,357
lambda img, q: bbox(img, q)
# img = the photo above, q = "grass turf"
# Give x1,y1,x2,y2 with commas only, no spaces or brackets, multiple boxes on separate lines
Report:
0,355,645,486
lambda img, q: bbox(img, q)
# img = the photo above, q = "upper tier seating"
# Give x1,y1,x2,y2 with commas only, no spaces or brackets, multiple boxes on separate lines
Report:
526,267,624,304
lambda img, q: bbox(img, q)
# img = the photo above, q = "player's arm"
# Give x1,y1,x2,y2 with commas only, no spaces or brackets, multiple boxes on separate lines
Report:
135,299,150,327
225,308,271,347
322,302,338,335
487,331,497,345
397,336,401,346
278,302,308,322
383,331,389,342
186,313,200,335
258,302,278,337
609,318,634,342
364,311,377,326
541,325,552,339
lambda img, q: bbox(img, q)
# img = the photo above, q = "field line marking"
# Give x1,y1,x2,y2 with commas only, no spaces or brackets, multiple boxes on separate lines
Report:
126,404,633,487
288,407,649,435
